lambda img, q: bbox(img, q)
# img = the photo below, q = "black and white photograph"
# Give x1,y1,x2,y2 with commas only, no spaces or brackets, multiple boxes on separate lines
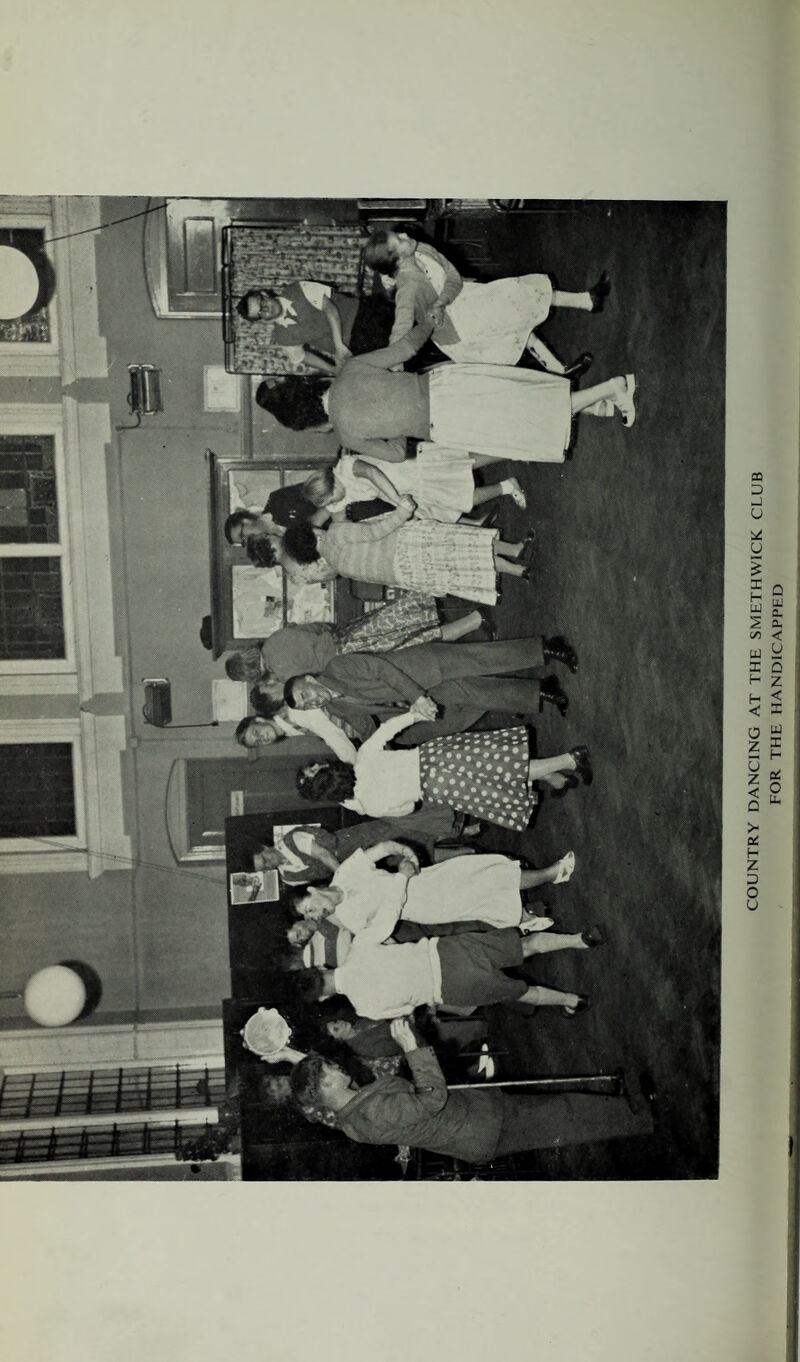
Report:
0,194,726,1182
0,4,796,1360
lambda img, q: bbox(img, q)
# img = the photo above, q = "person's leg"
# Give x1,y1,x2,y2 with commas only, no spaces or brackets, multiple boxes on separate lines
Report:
527,753,577,782
492,1088,653,1157
514,982,584,1008
519,852,575,891
572,375,635,424
440,611,483,642
472,478,526,509
521,929,598,956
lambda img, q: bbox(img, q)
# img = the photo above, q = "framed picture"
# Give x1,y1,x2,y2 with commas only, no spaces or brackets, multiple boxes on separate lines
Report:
207,451,336,659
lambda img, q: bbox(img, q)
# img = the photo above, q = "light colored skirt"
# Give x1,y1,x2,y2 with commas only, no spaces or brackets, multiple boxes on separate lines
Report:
393,520,498,605
335,593,441,652
391,444,475,523
419,725,536,832
428,363,571,463
438,275,553,365
404,854,522,928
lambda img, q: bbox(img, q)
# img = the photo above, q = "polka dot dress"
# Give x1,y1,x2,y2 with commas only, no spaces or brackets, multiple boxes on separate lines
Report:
418,725,536,832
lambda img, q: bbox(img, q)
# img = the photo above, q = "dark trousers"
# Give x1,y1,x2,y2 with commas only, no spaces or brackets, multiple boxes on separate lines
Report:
493,1092,654,1156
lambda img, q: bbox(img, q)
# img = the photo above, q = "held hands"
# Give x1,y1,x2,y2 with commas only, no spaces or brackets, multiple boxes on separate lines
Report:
427,303,446,329
397,847,420,878
411,694,438,722
399,494,417,515
334,345,352,368
389,1017,419,1053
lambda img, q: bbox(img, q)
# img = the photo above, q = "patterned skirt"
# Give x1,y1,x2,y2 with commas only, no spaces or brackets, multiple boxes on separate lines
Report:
437,275,554,365
418,725,536,832
393,520,498,605
334,592,441,653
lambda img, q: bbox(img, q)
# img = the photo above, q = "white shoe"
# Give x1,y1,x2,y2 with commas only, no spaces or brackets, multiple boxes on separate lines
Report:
553,850,576,885
615,374,637,427
505,476,527,509
520,915,555,934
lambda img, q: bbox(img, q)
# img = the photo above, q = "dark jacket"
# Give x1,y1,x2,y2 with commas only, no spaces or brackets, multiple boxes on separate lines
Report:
335,1045,504,1163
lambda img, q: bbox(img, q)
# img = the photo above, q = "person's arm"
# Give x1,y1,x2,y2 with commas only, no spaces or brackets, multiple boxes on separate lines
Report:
341,436,409,464
350,880,408,946
387,1021,449,1114
282,556,338,585
388,277,420,347
291,828,341,875
360,840,419,869
350,458,403,506
326,651,425,706
320,297,352,364
288,706,359,764
332,501,413,542
356,321,433,370
356,709,426,762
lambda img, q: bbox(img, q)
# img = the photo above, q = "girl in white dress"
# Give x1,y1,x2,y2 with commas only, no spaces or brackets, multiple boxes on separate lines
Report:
302,449,526,525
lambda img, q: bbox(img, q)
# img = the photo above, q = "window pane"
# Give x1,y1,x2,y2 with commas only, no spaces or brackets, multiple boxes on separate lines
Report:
0,435,58,543
0,556,64,659
0,228,50,342
0,742,76,837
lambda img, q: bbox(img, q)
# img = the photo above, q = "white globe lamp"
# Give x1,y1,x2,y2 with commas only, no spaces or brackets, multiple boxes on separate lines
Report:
0,244,40,320
23,965,87,1027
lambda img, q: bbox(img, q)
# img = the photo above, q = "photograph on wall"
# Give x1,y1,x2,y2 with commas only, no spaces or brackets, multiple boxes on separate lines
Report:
228,869,280,906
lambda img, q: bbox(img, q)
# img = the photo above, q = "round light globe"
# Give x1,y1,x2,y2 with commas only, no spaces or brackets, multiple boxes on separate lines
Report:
0,245,40,320
24,965,87,1027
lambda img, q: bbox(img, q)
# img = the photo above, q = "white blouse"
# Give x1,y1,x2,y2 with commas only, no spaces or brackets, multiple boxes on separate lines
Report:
342,711,422,817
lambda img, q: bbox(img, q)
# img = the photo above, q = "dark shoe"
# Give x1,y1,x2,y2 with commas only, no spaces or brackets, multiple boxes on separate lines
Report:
539,675,569,718
588,271,611,313
561,993,590,1017
470,504,501,529
563,351,594,380
581,923,607,949
570,744,593,785
478,607,497,641
516,529,536,568
624,1071,659,1121
549,773,579,799
543,634,579,674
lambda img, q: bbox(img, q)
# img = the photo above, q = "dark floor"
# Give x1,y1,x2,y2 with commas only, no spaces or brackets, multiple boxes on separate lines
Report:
238,201,726,1181
451,201,725,1178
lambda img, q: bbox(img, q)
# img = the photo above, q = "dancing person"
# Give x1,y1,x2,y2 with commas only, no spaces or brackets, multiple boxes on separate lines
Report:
296,701,593,833
292,843,576,937
301,451,527,525
223,595,487,686
291,1020,655,1164
254,320,637,462
282,631,576,744
272,502,537,606
293,915,606,1020
364,222,607,374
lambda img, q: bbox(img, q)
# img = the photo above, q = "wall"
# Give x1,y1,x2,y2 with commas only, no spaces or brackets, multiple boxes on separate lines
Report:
1,196,347,1031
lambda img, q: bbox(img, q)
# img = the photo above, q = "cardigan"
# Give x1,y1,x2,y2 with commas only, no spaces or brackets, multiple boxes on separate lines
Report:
327,323,433,462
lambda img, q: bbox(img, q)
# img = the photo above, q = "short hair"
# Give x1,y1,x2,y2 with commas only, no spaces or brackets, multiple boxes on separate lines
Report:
290,1053,327,1108
364,229,400,276
249,684,283,720
289,967,330,1005
287,919,316,948
246,534,278,569
254,375,330,431
225,647,264,683
296,760,355,803
235,715,284,748
283,675,303,708
224,508,258,545
283,520,320,566
302,466,336,509
236,288,275,320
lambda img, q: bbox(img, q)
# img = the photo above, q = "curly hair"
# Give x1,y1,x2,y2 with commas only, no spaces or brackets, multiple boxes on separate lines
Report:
246,534,279,569
254,375,330,431
296,760,356,803
282,519,321,566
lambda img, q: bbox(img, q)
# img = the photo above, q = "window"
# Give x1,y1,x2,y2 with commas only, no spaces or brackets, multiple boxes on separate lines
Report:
0,204,59,375
0,414,73,674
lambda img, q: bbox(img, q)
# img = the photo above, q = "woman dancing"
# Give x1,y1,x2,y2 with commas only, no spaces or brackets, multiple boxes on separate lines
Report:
364,222,607,375
255,320,636,465
295,699,592,834
254,499,535,606
301,451,527,524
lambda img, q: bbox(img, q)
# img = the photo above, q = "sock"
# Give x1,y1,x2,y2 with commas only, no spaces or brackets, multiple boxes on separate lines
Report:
552,288,592,310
